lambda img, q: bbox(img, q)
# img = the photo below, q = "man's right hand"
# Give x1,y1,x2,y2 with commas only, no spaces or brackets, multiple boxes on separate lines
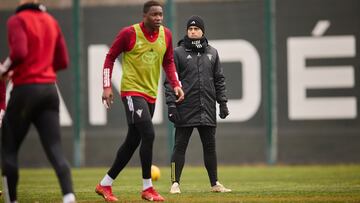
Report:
102,87,113,109
0,70,13,81
0,62,11,81
168,105,182,124
0,109,5,128
0,57,11,76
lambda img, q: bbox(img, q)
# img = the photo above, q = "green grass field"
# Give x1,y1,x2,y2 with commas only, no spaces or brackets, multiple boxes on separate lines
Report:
1,165,360,202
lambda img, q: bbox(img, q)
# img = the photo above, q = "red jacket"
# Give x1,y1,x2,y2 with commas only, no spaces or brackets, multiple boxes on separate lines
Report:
6,4,69,86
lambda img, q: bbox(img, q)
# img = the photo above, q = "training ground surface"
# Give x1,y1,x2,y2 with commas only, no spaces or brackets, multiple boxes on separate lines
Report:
1,165,359,202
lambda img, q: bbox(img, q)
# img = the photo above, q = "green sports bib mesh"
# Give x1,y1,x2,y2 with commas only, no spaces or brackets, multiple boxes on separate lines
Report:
120,23,166,98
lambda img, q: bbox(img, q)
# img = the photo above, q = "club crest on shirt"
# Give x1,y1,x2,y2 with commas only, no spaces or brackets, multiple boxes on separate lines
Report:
207,54,213,61
136,109,143,118
141,51,159,65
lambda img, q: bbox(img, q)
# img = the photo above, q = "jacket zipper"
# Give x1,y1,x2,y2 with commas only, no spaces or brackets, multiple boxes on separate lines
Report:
197,52,203,123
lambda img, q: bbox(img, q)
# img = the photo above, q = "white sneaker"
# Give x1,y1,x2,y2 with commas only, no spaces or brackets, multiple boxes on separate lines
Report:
170,182,181,194
211,181,231,193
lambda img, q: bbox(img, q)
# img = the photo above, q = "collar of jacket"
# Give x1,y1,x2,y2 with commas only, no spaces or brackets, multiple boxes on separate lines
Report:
16,3,46,13
179,36,208,53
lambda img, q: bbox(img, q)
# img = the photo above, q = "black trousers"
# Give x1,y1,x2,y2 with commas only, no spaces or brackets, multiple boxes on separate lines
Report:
107,96,155,179
171,126,218,186
1,84,74,201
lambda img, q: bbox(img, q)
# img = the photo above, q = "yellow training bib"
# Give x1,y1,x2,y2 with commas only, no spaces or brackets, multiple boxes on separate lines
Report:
120,24,166,98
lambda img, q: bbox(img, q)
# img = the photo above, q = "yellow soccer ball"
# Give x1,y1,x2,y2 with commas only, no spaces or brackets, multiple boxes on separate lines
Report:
151,165,161,181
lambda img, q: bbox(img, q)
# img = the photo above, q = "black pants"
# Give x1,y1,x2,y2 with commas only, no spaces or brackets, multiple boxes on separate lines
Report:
107,96,155,179
1,84,74,201
171,126,218,186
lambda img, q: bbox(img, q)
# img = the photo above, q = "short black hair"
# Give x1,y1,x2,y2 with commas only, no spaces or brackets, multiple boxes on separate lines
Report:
143,0,162,14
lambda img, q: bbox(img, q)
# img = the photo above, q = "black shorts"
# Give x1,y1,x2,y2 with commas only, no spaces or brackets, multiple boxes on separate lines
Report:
122,96,155,124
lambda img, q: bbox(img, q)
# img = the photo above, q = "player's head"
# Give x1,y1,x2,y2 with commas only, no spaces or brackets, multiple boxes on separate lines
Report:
187,15,205,39
19,0,39,5
143,1,163,29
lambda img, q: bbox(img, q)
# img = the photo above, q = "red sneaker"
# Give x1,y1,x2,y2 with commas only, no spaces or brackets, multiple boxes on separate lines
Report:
141,187,165,201
95,184,118,202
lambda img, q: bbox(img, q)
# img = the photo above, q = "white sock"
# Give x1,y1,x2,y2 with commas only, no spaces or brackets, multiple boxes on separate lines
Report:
63,193,76,203
3,176,11,203
100,174,114,186
143,178,153,190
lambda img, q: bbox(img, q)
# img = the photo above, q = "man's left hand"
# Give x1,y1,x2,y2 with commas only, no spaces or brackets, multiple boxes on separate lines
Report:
174,86,185,103
219,103,229,119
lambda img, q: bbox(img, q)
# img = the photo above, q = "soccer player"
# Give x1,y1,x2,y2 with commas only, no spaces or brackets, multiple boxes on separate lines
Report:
165,15,231,194
0,1,76,203
95,0,184,202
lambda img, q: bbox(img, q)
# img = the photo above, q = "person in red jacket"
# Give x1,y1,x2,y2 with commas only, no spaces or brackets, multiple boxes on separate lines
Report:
0,1,76,203
95,1,184,202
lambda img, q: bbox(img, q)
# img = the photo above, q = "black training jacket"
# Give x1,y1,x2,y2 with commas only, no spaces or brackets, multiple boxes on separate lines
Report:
164,40,227,127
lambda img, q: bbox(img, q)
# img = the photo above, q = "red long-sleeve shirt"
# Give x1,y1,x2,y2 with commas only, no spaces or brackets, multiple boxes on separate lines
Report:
6,7,69,86
103,22,180,103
